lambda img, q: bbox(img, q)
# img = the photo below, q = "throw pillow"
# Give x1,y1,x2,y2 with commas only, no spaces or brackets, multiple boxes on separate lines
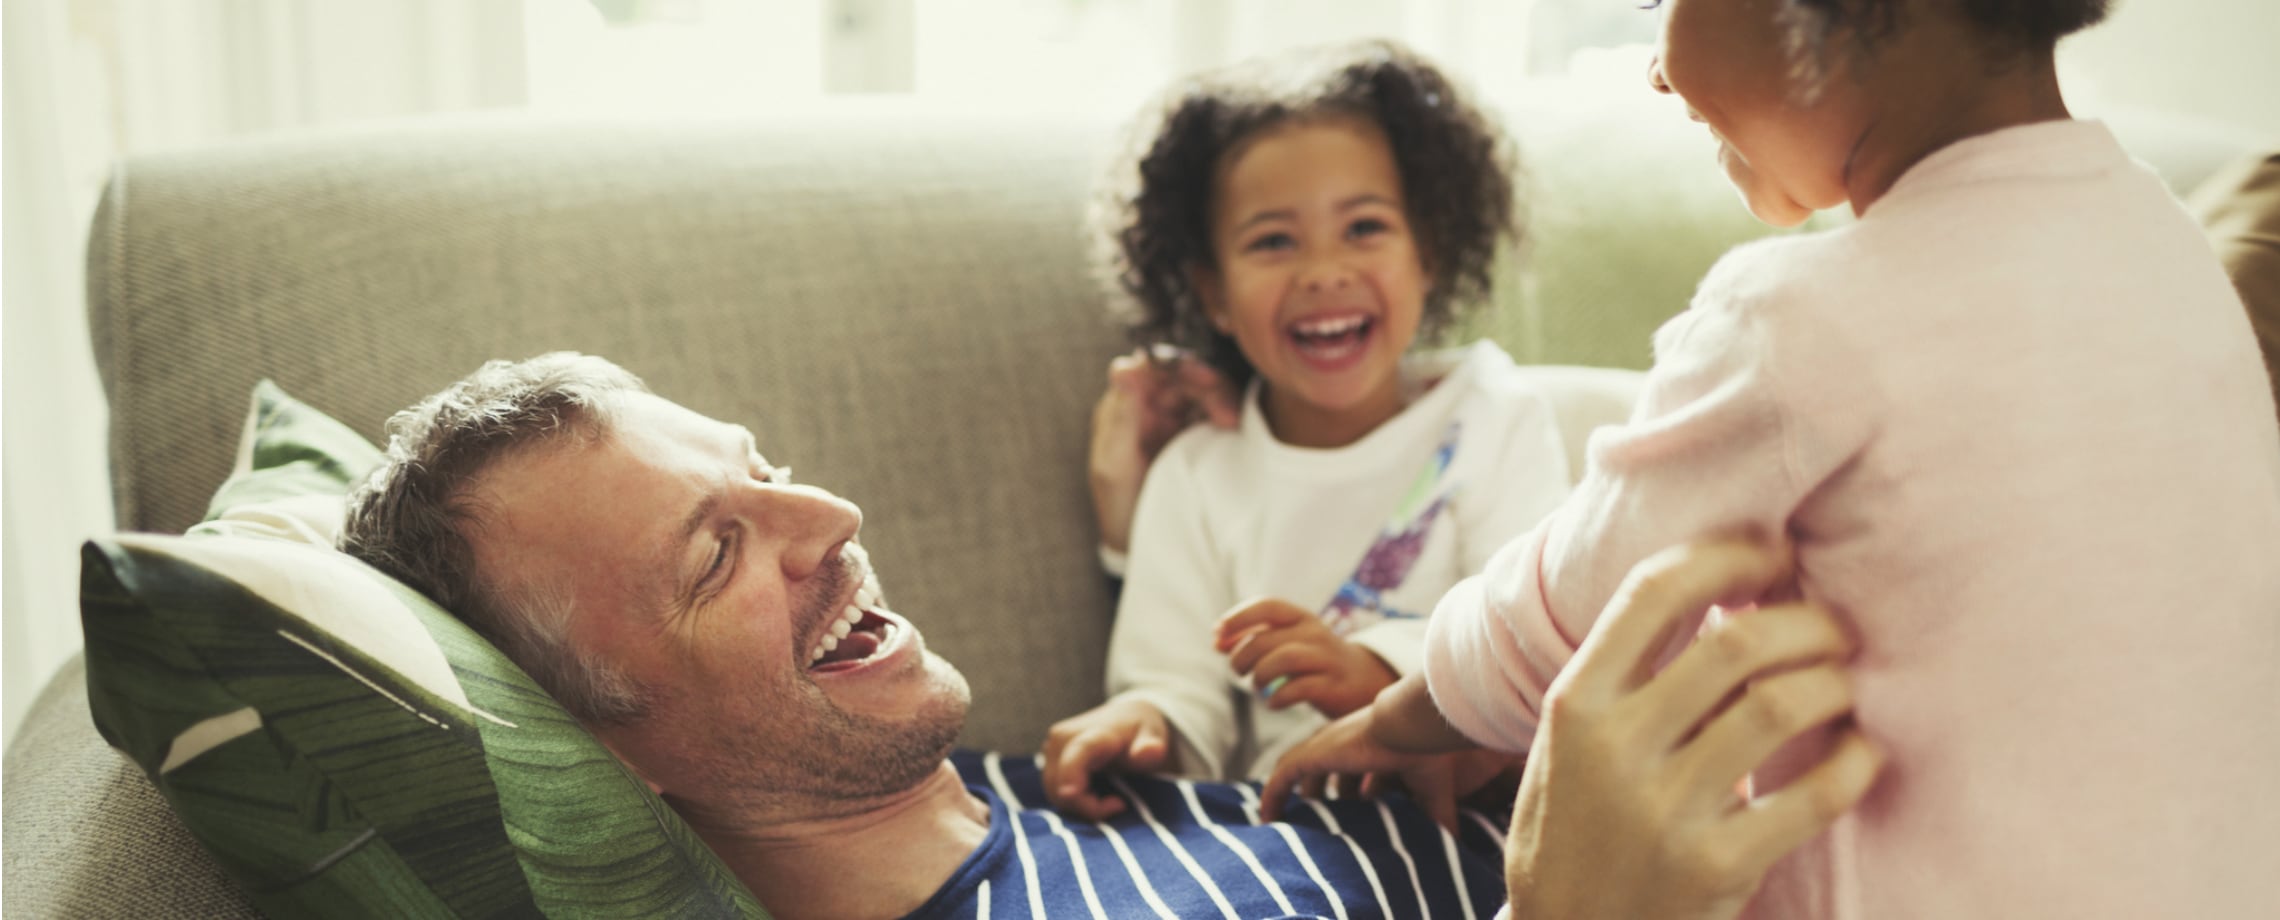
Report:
80,381,768,918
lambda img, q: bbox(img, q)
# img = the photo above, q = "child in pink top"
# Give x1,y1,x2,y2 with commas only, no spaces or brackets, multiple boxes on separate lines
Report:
1266,1,2280,918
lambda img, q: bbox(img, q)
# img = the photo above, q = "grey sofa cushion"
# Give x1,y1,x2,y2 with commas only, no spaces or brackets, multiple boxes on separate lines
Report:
3,655,261,919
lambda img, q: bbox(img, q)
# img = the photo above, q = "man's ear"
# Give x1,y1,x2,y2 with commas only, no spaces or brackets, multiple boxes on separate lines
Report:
1189,264,1233,334
596,731,667,796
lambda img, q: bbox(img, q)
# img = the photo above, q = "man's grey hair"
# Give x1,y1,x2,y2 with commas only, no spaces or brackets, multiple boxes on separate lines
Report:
339,351,654,725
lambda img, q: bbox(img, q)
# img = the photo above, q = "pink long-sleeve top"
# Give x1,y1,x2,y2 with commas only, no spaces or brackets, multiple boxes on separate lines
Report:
1426,120,2280,918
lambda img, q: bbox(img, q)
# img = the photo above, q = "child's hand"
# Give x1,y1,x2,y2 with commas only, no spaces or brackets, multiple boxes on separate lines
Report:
1215,598,1395,718
1089,346,1239,554
1257,704,1429,822
1041,697,1176,821
1362,747,1525,833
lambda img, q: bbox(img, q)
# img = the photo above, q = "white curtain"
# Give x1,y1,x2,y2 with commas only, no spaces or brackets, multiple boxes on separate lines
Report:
1,0,529,740
904,0,1547,118
527,0,1571,120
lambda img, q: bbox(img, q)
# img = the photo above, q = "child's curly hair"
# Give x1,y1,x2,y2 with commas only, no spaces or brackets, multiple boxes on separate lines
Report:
1094,40,1521,388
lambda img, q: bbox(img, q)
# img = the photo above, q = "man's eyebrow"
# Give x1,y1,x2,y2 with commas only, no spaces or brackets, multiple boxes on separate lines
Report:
652,487,724,618
675,492,724,552
681,426,756,548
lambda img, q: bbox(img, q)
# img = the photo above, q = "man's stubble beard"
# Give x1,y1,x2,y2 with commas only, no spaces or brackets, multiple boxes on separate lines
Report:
716,655,971,805
697,551,974,806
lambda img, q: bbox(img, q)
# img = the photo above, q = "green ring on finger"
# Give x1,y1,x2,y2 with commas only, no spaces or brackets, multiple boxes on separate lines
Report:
1259,675,1290,700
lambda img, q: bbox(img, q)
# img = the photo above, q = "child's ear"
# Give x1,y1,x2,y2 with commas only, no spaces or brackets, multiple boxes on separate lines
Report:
1189,264,1233,333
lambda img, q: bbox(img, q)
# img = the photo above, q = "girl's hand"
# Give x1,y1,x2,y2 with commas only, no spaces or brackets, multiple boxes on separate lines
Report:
1214,598,1395,718
1041,697,1177,821
1258,705,1514,832
1505,539,1885,920
1089,346,1239,554
1257,703,1422,817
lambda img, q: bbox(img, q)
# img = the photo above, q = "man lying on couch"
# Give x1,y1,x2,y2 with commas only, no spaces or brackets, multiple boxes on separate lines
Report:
338,351,1511,919
338,351,1874,920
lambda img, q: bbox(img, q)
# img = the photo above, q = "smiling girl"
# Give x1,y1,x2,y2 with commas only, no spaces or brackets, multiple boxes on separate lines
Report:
1040,40,1575,819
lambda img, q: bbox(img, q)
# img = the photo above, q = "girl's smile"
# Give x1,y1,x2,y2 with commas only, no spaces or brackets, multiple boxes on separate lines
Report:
1196,113,1431,448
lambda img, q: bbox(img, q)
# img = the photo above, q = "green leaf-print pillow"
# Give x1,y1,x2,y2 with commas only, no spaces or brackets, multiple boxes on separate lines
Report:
79,380,768,918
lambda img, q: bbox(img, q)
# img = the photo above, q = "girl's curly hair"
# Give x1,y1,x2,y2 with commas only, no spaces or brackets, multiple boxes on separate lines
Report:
1780,0,2112,87
1093,39,1521,388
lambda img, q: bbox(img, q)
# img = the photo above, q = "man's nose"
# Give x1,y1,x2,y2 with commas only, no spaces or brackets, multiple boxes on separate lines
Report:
761,484,863,581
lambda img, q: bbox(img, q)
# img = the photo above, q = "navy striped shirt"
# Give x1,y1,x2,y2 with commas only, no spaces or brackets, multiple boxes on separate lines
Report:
903,750,1509,919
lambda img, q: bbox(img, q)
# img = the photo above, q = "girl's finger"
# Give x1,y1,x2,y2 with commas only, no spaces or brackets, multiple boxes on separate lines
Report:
1263,673,1334,710
1215,598,1314,648
1260,774,1295,822
1631,603,1854,753
1250,644,1332,696
1227,622,1327,674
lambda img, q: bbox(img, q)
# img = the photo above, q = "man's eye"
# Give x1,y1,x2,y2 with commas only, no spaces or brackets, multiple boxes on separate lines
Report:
707,531,737,579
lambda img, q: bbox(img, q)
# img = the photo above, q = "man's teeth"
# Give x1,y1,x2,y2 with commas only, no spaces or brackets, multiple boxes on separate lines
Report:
808,602,870,665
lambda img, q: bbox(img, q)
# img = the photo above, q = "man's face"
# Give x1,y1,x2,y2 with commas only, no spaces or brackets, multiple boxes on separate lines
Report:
467,392,968,814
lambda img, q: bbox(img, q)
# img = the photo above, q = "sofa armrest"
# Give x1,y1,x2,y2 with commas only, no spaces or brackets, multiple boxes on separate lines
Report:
3,654,260,919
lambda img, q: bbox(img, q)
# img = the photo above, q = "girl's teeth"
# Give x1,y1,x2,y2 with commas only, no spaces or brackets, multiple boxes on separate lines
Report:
1297,316,1365,336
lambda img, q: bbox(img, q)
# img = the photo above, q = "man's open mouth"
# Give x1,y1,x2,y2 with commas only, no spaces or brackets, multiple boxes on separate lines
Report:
807,580,893,671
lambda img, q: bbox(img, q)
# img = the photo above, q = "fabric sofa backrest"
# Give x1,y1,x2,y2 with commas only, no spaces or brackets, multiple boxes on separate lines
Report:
89,109,1135,753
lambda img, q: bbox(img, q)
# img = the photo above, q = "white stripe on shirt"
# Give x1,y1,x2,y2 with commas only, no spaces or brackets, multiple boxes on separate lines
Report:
1467,809,1507,849
983,753,1047,920
1065,808,1180,919
1108,776,1233,920
1439,821,1479,920
1303,799,1394,919
1376,800,1432,919
1035,810,1112,920
1177,780,1297,916
1234,784,1348,920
